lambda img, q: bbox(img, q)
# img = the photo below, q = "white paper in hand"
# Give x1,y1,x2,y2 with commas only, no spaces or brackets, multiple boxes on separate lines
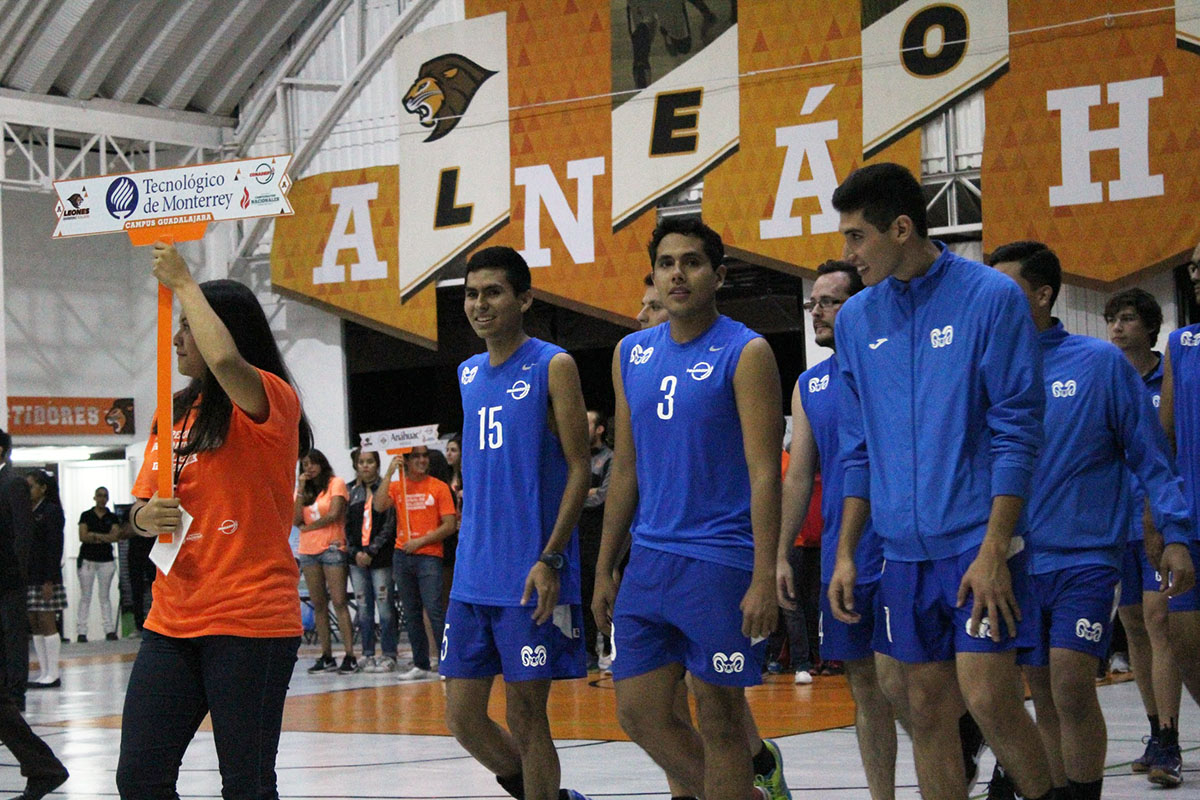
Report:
150,507,192,575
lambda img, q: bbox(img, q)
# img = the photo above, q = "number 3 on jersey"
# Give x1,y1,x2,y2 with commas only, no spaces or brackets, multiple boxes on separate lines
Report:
657,376,677,420
477,405,503,449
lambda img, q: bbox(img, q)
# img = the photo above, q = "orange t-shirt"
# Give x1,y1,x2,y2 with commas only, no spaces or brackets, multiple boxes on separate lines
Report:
297,477,349,555
132,370,302,639
795,473,823,548
389,474,456,558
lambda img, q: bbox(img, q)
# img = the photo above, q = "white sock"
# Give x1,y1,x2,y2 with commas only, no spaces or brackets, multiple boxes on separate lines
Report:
42,634,61,682
30,635,46,681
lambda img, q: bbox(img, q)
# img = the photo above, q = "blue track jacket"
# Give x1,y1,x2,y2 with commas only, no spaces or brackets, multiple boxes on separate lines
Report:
834,244,1044,562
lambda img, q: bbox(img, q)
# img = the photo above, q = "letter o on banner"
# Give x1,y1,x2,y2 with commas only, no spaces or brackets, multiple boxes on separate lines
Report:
901,5,969,77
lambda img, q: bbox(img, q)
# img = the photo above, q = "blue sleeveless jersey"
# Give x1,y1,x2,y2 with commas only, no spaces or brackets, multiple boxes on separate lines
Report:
797,355,884,585
619,315,760,571
1169,324,1200,538
1127,353,1164,542
453,337,581,606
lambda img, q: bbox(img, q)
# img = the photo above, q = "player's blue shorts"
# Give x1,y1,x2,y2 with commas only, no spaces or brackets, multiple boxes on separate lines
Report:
612,545,765,687
439,600,586,681
876,543,1037,664
819,579,887,662
1018,565,1120,667
1119,539,1160,607
1167,541,1200,613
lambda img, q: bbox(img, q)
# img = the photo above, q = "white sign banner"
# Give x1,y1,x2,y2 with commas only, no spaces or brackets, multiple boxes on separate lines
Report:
359,424,441,452
52,155,293,239
395,12,510,300
1180,0,1200,54
611,26,739,229
861,0,1008,157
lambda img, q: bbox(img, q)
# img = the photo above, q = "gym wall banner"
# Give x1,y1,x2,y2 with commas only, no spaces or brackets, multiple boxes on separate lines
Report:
270,166,439,349
8,397,135,436
982,2,1200,283
1180,0,1200,54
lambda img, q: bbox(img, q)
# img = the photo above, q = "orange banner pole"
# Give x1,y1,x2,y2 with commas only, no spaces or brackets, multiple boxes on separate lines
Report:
156,284,174,544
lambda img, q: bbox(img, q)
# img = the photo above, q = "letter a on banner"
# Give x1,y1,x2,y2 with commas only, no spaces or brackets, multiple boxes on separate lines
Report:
861,1,1009,157
395,12,510,301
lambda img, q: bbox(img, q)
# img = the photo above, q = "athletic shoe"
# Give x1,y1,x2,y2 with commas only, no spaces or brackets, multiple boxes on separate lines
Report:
337,655,360,674
361,656,381,673
105,632,118,641
397,666,435,682
15,766,68,800
1149,743,1183,787
307,654,338,674
959,713,987,792
376,655,397,672
597,653,612,671
754,739,792,800
986,763,1015,800
561,791,592,800
793,670,813,685
1132,735,1161,773
1109,652,1131,673
75,635,86,643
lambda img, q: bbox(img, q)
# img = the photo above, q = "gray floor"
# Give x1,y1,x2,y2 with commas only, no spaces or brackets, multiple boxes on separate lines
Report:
10,641,1200,799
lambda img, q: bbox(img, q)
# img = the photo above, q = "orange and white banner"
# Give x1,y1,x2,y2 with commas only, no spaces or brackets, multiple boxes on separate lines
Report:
1179,0,1200,54
8,397,134,436
395,13,510,300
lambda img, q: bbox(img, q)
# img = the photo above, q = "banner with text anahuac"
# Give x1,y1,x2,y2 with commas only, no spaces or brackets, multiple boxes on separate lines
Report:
270,166,438,348
982,2,1200,283
395,12,511,301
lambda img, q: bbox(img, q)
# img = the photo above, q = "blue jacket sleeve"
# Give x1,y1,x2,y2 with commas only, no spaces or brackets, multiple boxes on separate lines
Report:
1111,353,1194,547
835,312,870,500
979,284,1044,499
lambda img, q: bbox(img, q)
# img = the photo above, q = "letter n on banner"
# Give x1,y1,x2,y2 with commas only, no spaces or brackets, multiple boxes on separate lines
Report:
861,0,1009,157
395,12,511,301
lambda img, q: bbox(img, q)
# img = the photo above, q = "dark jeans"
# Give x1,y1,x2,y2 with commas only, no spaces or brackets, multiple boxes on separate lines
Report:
394,553,444,670
127,537,157,630
117,630,299,800
578,511,604,661
349,564,397,657
784,546,821,671
0,589,28,705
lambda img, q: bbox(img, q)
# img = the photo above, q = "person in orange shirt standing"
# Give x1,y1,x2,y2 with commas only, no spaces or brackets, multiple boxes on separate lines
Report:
117,242,311,800
374,446,457,682
294,449,355,674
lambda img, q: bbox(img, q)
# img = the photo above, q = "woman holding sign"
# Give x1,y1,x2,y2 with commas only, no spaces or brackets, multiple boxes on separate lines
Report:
117,241,312,800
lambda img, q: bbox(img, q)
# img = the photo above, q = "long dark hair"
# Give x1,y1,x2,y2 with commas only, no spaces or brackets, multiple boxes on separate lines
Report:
167,280,312,459
300,448,334,505
28,471,61,507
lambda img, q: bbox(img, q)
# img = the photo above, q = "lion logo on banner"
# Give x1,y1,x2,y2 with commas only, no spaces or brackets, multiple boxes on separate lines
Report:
402,53,496,143
104,398,135,434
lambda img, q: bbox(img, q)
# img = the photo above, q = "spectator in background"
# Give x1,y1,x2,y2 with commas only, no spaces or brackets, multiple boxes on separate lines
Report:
580,410,612,670
375,447,457,682
441,435,463,610
26,472,65,689
76,486,121,643
294,449,355,674
346,449,398,673
782,472,822,683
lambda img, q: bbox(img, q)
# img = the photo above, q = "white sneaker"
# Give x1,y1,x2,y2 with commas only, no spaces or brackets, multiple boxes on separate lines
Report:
597,653,612,671
1110,652,1131,673
376,656,397,672
397,666,435,682
794,670,813,685
361,656,380,673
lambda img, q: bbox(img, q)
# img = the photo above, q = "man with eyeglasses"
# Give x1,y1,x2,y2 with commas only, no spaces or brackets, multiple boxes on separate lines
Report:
1156,243,1200,787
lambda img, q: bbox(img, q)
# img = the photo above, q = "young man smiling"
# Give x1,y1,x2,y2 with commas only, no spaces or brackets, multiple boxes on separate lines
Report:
441,246,593,800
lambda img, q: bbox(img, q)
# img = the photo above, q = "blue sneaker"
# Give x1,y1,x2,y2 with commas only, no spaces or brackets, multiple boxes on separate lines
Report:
562,791,592,800
754,739,792,800
1132,735,1161,774
1149,743,1183,787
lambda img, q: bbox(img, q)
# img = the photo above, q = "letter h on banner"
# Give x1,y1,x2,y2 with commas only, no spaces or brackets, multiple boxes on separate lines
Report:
1046,76,1163,208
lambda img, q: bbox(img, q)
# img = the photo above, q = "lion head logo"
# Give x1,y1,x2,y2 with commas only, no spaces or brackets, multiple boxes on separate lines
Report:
104,398,134,434
403,53,496,143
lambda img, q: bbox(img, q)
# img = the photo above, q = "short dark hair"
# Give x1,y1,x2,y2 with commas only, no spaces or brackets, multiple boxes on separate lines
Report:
466,246,532,295
643,272,654,287
831,163,928,238
816,259,865,296
1105,288,1163,346
648,217,724,270
986,240,1062,306
0,428,9,460
350,447,380,468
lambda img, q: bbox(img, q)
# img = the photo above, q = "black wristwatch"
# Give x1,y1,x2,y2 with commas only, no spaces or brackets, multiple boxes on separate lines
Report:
538,551,565,571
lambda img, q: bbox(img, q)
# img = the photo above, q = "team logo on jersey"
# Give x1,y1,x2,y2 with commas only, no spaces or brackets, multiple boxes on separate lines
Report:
687,361,714,381
1153,394,1161,408
217,519,239,535
807,374,830,393
1051,380,1078,398
1181,331,1200,347
520,644,548,667
930,325,954,348
1075,618,1104,642
506,380,531,400
709,345,725,352
460,365,478,384
629,344,655,365
711,651,745,673
868,338,888,350
965,616,992,640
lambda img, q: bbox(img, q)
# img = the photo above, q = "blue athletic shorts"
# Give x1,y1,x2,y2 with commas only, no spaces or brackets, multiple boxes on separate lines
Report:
612,545,765,687
439,600,585,681
1018,565,1120,667
1119,539,1159,607
1167,541,1200,613
819,579,886,662
876,544,1037,663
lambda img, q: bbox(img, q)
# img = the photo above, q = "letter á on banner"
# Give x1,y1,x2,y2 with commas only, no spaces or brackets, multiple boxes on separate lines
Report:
515,157,605,268
313,183,388,284
759,85,840,241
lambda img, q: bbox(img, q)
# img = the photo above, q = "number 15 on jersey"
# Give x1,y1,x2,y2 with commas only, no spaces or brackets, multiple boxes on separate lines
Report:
478,405,503,449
